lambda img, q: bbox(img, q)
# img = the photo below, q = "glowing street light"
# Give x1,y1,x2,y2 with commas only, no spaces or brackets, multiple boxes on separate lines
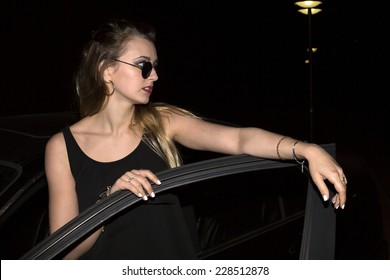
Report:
295,1,322,141
295,1,322,14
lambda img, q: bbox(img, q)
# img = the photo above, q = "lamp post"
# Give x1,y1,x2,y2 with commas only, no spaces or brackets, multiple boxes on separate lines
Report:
295,1,322,141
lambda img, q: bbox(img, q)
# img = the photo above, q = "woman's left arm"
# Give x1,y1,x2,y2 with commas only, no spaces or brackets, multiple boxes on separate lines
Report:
168,113,347,209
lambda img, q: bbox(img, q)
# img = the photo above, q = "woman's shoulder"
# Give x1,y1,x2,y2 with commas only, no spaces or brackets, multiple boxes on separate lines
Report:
152,102,199,119
46,119,84,152
45,130,67,161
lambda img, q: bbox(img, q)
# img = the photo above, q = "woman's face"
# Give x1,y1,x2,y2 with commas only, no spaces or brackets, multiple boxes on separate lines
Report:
107,37,158,105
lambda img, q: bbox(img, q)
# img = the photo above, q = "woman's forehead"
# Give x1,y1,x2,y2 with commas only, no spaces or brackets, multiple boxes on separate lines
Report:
123,37,157,59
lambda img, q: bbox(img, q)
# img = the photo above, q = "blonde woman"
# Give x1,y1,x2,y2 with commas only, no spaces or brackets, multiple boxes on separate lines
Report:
45,18,347,260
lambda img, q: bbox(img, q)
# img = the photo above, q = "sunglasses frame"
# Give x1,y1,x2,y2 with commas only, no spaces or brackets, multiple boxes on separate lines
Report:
113,59,154,79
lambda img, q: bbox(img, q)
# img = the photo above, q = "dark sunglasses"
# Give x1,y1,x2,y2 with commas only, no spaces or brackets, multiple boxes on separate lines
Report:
113,59,155,79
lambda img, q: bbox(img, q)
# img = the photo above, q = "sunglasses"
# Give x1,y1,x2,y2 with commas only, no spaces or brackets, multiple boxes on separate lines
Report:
113,59,155,79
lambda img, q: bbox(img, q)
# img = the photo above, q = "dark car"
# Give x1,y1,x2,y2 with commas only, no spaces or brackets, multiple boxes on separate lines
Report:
0,112,388,260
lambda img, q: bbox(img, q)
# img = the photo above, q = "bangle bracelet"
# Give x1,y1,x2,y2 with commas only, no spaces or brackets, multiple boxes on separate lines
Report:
292,141,306,173
276,136,288,160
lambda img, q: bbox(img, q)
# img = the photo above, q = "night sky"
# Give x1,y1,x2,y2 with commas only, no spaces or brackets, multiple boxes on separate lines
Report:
1,1,389,190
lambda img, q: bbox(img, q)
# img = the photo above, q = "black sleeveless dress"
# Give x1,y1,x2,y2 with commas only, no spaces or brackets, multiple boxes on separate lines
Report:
62,126,197,259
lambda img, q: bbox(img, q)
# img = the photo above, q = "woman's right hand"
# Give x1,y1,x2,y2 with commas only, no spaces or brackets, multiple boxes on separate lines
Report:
109,169,161,200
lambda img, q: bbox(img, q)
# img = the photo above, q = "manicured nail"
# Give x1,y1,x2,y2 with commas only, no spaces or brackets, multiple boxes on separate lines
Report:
150,192,155,198
137,193,142,198
156,180,161,185
143,195,148,201
335,204,339,209
341,204,345,209
322,195,328,201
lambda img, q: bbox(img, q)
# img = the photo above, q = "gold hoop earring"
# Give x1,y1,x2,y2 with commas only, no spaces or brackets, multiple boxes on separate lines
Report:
107,80,115,96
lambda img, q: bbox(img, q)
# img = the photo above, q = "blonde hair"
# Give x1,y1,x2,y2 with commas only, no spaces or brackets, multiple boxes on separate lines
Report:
134,102,200,168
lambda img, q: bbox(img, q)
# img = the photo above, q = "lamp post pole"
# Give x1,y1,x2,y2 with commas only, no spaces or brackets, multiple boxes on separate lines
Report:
308,7,314,141
295,1,322,141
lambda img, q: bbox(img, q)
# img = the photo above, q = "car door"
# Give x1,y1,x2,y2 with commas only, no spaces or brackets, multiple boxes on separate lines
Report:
20,145,337,260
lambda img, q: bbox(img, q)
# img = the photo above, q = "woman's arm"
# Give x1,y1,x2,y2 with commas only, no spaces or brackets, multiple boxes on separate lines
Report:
45,132,101,259
167,113,347,209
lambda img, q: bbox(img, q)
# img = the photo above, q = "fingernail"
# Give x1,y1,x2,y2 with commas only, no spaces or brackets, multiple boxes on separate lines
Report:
157,180,161,185
335,204,339,209
322,195,328,201
150,192,155,198
341,204,345,209
143,195,148,201
137,193,142,198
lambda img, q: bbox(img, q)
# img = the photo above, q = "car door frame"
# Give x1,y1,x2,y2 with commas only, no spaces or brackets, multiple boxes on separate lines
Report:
20,144,337,260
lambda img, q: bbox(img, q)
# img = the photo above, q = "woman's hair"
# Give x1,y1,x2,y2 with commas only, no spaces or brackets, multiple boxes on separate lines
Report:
74,18,198,168
136,102,199,168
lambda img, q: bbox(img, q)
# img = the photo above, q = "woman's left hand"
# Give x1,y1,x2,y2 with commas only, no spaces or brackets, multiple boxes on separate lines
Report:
304,144,347,209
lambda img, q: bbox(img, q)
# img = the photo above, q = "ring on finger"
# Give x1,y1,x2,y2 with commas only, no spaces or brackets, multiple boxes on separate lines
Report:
128,176,133,183
342,176,347,184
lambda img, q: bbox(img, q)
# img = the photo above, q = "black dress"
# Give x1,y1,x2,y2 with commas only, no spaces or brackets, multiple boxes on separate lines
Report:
62,126,197,259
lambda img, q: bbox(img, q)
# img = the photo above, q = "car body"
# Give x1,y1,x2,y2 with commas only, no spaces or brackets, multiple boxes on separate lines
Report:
0,112,388,260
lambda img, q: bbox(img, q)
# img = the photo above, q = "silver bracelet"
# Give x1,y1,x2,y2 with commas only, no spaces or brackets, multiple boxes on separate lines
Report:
292,141,306,173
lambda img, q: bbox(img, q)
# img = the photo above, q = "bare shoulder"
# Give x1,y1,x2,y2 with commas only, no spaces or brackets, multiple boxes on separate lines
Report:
155,103,199,122
45,131,69,167
46,131,65,151
44,129,74,184
155,103,200,133
46,121,83,153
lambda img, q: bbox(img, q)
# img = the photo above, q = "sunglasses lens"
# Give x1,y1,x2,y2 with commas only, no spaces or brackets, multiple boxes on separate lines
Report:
142,62,153,79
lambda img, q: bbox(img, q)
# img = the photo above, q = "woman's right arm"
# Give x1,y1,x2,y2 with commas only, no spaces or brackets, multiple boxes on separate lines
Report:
45,132,101,259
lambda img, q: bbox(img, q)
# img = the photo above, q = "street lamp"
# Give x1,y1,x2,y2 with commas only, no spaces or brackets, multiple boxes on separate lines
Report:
295,1,322,141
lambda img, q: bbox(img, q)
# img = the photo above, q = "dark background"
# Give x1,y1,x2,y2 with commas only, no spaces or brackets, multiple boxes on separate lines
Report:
1,1,388,137
1,0,390,248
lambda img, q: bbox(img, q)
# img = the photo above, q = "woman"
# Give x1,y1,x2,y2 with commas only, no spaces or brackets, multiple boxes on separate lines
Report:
45,18,347,259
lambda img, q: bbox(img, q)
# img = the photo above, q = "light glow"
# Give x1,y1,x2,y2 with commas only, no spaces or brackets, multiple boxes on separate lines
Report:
297,8,322,15
295,1,322,8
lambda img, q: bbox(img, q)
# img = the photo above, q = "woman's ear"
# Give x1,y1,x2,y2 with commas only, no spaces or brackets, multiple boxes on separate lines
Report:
100,60,114,83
